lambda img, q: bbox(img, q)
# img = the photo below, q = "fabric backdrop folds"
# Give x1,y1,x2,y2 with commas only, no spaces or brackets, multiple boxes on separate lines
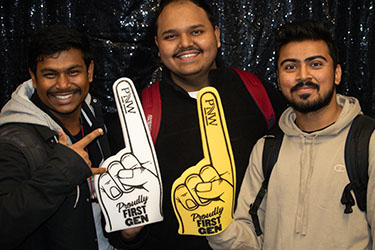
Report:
0,0,374,118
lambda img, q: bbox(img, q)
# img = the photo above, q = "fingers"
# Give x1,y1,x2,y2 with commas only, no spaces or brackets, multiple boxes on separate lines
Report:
113,78,153,157
91,167,107,175
117,167,159,190
97,172,123,200
196,179,233,200
185,174,210,206
107,161,134,193
57,129,68,145
76,128,103,148
174,184,198,211
197,87,235,181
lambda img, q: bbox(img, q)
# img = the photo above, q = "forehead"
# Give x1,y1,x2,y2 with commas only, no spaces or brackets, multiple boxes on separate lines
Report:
278,40,331,63
157,1,211,33
36,48,85,70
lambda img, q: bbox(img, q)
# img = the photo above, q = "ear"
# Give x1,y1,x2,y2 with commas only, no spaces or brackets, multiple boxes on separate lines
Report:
29,68,37,88
214,25,221,48
154,36,161,57
88,60,94,83
334,64,342,86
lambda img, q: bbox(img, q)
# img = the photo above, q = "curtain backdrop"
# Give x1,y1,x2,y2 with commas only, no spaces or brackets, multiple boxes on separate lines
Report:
1,0,374,117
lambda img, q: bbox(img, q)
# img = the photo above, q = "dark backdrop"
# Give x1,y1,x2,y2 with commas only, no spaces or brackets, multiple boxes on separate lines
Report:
1,0,374,118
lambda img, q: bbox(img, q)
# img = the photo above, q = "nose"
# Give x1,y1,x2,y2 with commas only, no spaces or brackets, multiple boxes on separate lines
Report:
179,33,194,48
296,64,312,82
56,73,70,89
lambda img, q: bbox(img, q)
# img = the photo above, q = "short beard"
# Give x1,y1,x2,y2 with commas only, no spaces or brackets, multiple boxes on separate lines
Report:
288,81,335,114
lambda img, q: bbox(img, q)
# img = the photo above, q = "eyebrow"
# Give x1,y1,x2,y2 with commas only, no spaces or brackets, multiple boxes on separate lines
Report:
279,55,328,67
160,24,205,36
40,64,83,73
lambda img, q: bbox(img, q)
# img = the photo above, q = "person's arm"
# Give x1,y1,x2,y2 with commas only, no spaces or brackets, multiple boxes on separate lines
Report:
207,138,266,250
367,132,375,249
0,141,92,249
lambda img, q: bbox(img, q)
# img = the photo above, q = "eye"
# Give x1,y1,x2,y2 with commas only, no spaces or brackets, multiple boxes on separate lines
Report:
43,72,57,79
192,30,203,36
163,34,176,40
311,61,323,67
284,64,297,71
68,70,81,76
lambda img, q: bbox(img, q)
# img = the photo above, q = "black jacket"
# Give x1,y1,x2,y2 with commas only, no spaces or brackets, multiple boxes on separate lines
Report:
0,93,112,250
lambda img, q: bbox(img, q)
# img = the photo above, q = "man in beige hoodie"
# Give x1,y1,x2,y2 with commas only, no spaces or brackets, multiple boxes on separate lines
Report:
207,20,375,250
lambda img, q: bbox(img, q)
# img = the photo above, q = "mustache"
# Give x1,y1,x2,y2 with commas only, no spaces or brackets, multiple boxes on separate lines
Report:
48,89,80,95
290,81,319,93
173,46,203,57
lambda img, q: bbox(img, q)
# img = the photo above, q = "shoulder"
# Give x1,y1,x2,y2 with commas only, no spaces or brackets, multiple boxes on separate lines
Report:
0,123,55,142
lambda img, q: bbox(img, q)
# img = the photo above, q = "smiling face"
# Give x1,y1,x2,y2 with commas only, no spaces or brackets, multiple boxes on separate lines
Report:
155,0,221,90
29,48,94,121
277,40,342,114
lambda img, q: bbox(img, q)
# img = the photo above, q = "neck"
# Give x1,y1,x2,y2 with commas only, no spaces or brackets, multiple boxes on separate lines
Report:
294,97,342,132
171,73,210,92
52,109,82,136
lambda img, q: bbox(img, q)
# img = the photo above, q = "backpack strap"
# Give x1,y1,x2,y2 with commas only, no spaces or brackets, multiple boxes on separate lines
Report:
341,114,375,213
232,67,276,129
141,81,161,145
249,125,284,236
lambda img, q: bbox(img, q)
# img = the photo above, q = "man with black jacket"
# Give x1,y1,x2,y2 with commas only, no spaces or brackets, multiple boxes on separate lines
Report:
108,0,286,249
0,24,117,249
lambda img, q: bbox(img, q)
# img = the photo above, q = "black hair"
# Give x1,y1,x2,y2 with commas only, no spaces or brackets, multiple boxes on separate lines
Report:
153,0,216,36
28,24,93,74
275,20,339,67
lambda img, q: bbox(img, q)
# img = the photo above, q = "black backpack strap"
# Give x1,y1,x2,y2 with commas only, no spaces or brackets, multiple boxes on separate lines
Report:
341,114,375,213
249,125,284,236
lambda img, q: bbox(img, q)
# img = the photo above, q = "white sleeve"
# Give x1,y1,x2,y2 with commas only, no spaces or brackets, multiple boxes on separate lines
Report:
207,138,266,250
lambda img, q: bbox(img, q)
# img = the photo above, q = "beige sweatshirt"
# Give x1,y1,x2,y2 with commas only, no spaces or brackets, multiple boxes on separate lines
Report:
208,94,375,250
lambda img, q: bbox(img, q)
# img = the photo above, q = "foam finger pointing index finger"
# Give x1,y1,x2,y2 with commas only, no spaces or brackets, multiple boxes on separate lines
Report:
113,78,155,162
197,87,235,179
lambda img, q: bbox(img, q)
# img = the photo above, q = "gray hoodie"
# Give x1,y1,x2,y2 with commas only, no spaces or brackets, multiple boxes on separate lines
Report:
208,94,375,250
0,79,93,145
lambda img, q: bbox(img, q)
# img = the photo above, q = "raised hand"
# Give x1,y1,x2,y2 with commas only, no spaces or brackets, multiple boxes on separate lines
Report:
172,87,236,236
95,78,163,233
58,128,106,175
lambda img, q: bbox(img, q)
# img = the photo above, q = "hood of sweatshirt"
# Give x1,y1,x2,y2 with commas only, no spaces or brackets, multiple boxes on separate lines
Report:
0,79,92,144
277,94,362,235
279,94,361,137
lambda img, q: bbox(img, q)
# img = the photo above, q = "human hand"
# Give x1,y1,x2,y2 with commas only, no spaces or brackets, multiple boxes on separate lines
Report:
95,78,163,233
172,87,236,236
58,128,106,175
121,225,144,240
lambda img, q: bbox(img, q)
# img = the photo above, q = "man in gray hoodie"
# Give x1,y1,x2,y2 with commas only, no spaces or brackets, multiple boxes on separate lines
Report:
207,20,375,249
0,24,114,250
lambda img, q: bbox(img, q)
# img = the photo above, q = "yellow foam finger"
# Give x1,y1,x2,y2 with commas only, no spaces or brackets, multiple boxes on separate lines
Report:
171,87,236,236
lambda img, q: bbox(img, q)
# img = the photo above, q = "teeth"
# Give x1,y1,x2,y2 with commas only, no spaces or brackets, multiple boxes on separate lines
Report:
179,53,198,58
55,94,73,100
